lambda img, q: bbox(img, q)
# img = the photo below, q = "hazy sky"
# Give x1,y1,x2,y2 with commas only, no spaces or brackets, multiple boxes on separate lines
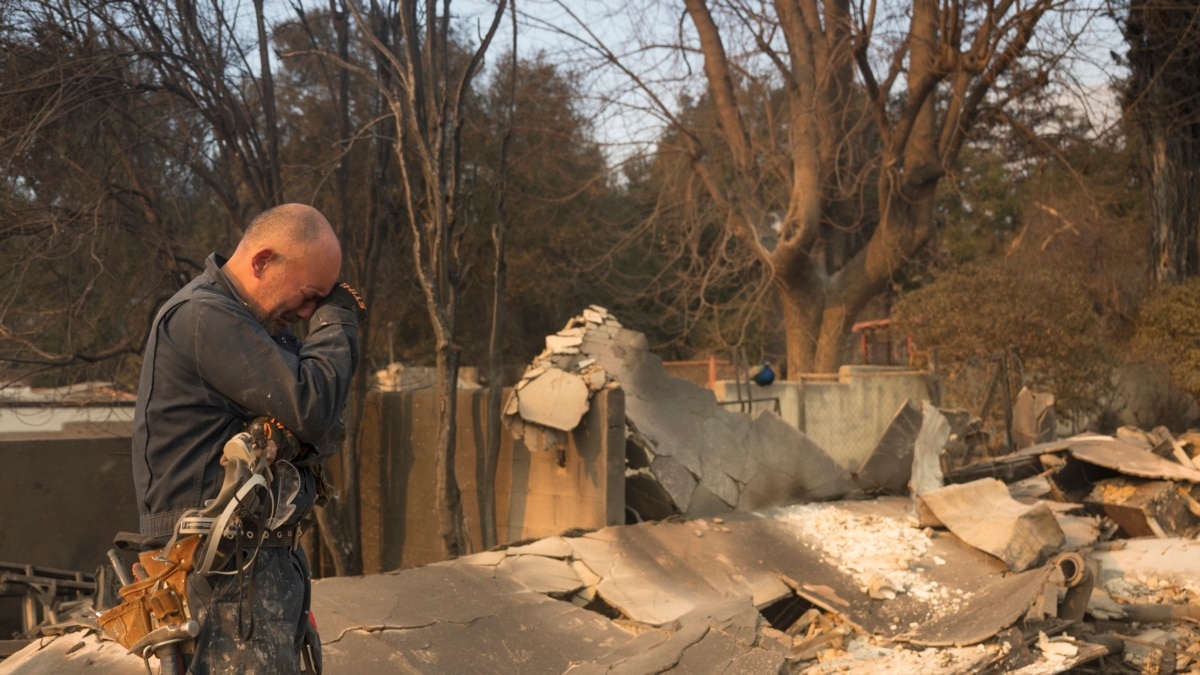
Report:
449,1,1130,155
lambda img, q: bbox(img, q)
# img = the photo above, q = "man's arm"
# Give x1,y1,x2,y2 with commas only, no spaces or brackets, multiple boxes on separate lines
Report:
189,296,359,445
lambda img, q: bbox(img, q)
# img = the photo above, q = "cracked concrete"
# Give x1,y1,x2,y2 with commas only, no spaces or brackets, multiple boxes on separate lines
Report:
310,563,634,673
8,496,1200,674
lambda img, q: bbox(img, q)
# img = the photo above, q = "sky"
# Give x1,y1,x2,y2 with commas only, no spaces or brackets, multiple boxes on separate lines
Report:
261,0,1131,163
449,1,1131,156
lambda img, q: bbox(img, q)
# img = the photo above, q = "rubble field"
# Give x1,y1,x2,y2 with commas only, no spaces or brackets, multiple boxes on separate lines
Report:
4,308,1200,673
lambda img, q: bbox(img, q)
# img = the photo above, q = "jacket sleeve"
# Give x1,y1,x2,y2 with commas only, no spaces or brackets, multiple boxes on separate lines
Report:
189,296,359,446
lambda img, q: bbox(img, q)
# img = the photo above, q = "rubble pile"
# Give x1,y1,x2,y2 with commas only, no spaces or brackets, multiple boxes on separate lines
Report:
8,307,1200,673
410,469,1200,673
503,307,853,519
483,310,1200,671
502,306,620,454
441,417,1200,673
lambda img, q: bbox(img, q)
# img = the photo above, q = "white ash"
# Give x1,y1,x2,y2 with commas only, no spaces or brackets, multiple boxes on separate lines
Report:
784,505,970,613
801,635,995,674
1104,576,1198,606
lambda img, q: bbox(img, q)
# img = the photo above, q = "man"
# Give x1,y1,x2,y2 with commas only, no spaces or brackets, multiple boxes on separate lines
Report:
132,203,364,673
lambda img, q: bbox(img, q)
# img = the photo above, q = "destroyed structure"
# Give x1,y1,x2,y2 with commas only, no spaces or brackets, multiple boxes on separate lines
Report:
503,306,854,519
5,309,1200,674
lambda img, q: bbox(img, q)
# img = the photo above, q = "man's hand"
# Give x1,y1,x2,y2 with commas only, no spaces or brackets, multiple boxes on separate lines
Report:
318,282,367,323
247,416,301,464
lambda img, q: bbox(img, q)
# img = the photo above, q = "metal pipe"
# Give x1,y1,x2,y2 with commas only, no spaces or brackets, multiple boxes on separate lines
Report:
107,549,133,588
1054,552,1086,588
1051,552,1092,622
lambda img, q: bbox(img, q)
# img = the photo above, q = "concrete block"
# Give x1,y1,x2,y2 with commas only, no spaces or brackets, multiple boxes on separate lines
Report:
358,387,625,573
918,478,1065,572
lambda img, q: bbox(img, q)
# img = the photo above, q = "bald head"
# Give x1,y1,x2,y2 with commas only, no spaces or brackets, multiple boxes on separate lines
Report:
241,203,335,251
225,203,343,334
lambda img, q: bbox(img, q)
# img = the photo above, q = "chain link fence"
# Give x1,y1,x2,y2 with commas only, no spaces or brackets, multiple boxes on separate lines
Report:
662,358,741,390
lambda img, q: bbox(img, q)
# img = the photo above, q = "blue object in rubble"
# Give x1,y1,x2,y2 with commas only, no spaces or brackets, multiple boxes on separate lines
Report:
749,362,776,386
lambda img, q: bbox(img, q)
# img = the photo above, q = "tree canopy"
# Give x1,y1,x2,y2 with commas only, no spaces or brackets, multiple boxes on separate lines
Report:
8,0,1200,504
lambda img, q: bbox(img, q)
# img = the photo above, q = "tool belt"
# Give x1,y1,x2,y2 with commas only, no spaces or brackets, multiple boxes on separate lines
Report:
97,535,201,655
100,420,313,661
99,428,276,654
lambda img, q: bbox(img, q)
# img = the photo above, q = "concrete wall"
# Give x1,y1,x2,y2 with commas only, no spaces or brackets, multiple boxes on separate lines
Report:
357,388,625,574
716,366,931,471
0,430,138,572
0,388,625,584
0,428,139,638
801,366,931,470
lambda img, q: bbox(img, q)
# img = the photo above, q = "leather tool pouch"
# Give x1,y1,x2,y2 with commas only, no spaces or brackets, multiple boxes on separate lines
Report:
98,535,201,652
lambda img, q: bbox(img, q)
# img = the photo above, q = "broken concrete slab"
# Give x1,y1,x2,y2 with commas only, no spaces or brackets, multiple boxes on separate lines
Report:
911,401,949,497
0,631,143,674
495,554,584,597
739,412,854,512
515,367,590,432
503,535,574,558
564,599,787,674
8,495,1168,675
853,399,922,496
311,562,638,674
555,498,1059,647
648,455,699,513
1069,435,1200,482
918,478,1065,572
563,524,766,626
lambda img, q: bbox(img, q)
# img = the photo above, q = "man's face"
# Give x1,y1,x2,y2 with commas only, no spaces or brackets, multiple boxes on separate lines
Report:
249,242,340,335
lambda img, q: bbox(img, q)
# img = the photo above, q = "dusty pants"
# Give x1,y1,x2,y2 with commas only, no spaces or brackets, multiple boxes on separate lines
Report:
184,546,310,674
